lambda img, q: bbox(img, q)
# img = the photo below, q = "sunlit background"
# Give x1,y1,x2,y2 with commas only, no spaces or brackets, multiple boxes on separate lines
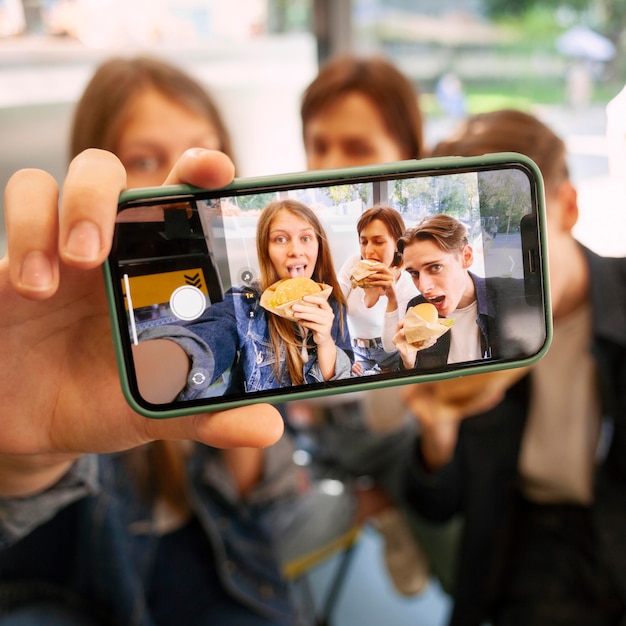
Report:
2,0,626,259
1,4,625,173
1,4,624,294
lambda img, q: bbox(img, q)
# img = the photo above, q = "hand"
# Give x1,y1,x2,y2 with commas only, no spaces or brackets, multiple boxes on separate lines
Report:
352,361,364,376
292,294,337,380
1,148,283,495
402,368,529,469
361,263,397,309
292,294,335,346
391,320,436,368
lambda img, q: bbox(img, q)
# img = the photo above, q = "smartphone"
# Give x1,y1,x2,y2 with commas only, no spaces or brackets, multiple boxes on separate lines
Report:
104,153,552,418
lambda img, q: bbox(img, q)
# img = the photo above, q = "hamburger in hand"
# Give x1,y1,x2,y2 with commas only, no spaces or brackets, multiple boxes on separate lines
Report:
403,302,454,349
393,302,454,368
261,276,332,321
349,259,382,288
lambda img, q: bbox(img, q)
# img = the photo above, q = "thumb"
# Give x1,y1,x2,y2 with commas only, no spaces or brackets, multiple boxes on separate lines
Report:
141,404,285,449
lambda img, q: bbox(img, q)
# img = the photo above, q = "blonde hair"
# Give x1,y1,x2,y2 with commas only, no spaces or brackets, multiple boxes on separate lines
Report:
256,199,347,385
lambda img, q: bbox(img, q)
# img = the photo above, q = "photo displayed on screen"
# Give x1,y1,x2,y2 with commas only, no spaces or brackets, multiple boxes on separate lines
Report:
112,166,547,408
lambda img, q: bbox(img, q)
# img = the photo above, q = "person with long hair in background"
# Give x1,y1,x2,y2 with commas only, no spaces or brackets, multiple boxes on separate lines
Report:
0,56,301,626
284,54,459,597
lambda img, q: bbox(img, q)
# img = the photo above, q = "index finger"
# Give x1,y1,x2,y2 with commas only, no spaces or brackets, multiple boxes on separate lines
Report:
300,294,331,307
59,149,127,268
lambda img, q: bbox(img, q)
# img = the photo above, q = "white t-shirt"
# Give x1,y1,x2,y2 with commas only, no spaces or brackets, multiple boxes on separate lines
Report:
338,254,418,341
447,300,482,364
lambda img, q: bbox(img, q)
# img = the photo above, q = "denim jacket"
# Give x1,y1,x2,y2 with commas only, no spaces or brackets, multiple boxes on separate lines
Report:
141,283,353,400
0,440,300,625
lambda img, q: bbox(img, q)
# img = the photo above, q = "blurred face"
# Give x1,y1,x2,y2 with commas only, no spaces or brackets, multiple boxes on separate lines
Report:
543,182,583,318
402,238,475,317
304,92,405,170
359,219,397,266
115,88,221,188
267,209,319,279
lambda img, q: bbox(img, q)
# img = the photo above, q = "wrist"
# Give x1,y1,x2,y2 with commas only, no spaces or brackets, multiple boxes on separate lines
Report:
0,453,78,497
314,334,334,349
419,422,458,471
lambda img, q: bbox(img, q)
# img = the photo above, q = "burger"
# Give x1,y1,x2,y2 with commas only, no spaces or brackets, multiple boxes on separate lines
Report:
349,259,380,288
268,277,322,307
403,302,453,348
260,277,332,321
411,302,439,325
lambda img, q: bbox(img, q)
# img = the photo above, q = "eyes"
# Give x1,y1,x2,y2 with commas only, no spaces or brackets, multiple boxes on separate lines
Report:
360,237,390,247
309,138,377,159
123,155,162,173
407,264,443,279
272,233,315,245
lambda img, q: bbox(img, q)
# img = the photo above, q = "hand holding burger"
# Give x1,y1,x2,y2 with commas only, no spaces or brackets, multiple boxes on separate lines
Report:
261,277,331,321
392,302,453,368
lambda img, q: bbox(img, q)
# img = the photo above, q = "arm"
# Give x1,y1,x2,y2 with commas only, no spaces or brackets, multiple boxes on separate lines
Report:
382,309,400,352
0,456,99,546
137,291,241,401
1,148,283,499
403,368,529,470
336,254,357,300
382,279,419,351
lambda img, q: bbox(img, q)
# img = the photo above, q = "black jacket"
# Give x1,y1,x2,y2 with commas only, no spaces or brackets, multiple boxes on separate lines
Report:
404,247,626,626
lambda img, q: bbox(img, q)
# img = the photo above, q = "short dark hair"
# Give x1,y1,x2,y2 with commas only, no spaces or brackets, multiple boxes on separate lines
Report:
357,205,406,242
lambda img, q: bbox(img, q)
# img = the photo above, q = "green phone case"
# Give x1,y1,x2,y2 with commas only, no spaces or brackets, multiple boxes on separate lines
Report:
104,153,552,418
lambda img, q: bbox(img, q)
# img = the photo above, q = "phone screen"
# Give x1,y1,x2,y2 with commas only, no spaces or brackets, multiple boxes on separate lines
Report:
107,157,550,416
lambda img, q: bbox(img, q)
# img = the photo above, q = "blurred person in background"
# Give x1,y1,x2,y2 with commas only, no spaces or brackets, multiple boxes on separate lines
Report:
283,53,461,597
404,108,626,626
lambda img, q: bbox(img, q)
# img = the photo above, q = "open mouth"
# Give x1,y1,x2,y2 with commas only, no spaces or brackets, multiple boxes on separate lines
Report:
428,295,446,311
288,265,307,277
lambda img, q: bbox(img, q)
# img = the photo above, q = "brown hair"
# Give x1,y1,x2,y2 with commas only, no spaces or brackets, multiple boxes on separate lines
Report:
256,199,347,385
301,54,424,160
70,55,235,164
357,205,406,267
357,205,406,241
398,213,468,255
431,109,569,195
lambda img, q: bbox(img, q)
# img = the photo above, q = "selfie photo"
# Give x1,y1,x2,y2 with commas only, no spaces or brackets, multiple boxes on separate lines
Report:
111,160,548,412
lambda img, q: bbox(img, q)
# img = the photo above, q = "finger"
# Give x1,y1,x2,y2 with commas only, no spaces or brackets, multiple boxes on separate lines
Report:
59,149,127,268
163,149,235,189
5,169,61,298
142,404,285,449
300,295,331,308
